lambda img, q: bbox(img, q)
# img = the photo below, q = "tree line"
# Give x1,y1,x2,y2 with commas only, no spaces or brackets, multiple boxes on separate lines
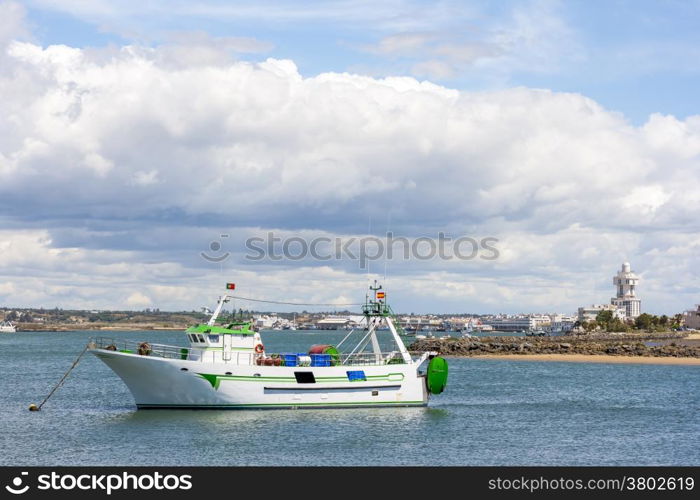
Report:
577,310,684,333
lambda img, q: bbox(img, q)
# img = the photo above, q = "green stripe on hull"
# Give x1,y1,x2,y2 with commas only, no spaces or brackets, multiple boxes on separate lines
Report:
196,372,405,389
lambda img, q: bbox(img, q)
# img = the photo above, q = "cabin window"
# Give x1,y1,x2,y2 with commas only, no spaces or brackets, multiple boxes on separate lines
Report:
208,334,220,343
196,334,205,343
187,334,194,343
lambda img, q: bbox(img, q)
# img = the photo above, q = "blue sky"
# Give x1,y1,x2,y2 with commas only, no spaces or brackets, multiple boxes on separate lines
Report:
23,0,700,124
0,0,699,314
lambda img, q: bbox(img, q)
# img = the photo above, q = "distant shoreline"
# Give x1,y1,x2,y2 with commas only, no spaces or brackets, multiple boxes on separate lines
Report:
14,323,189,331
470,353,700,365
410,334,700,361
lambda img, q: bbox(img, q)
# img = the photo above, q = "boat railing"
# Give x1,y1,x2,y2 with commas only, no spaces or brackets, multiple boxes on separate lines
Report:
90,337,424,366
89,337,190,360
340,351,407,366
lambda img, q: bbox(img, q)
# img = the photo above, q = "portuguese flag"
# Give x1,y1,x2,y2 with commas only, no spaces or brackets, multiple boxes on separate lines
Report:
226,283,236,290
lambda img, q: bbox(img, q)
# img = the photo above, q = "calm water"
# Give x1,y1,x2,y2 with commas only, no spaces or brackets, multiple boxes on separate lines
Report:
1,329,698,466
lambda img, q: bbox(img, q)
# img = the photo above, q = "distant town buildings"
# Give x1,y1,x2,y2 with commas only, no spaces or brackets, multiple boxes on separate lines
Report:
481,315,551,332
400,316,444,330
611,262,641,319
682,305,700,330
471,314,576,333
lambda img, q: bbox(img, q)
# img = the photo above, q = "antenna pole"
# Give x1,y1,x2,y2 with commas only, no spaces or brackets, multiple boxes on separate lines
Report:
367,215,372,285
384,212,390,286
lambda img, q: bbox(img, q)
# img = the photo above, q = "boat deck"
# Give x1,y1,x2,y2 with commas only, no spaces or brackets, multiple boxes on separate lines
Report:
89,337,422,367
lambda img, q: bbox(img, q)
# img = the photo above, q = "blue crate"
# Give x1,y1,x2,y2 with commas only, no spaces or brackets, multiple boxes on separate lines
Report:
310,353,331,367
282,353,298,367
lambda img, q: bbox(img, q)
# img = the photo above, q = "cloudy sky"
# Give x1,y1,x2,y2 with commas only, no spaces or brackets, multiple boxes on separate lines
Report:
0,0,699,314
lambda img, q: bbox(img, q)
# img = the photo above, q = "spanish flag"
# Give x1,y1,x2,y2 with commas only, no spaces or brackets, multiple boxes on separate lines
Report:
226,283,236,290
376,291,385,299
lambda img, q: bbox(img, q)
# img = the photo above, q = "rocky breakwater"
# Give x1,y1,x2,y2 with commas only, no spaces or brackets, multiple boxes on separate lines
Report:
409,335,700,358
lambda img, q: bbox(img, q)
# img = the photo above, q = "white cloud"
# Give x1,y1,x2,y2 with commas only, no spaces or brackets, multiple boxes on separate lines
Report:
643,113,700,159
622,186,672,216
0,33,699,314
132,169,158,186
0,1,29,44
125,291,152,307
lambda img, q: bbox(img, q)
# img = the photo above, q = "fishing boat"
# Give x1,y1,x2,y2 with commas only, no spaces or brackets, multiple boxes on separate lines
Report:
0,321,17,333
89,283,448,410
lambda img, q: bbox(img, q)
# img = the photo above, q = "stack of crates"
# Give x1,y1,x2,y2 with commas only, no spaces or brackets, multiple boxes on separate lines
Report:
310,353,331,367
282,353,298,367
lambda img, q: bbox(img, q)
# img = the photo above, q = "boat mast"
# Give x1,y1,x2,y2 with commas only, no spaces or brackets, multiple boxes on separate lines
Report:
363,280,412,364
367,282,383,361
207,295,231,326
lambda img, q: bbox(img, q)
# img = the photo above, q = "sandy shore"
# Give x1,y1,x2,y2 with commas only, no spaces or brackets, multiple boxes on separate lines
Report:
684,333,700,340
472,354,700,365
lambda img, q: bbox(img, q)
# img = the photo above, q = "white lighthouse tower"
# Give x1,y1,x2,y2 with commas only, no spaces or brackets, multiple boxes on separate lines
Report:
611,262,641,319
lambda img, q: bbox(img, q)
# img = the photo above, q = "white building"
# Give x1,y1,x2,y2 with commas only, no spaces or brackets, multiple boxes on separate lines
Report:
253,315,280,328
316,315,365,330
577,304,626,323
399,317,443,329
482,315,543,332
611,262,641,319
549,314,577,333
683,305,700,330
316,317,351,329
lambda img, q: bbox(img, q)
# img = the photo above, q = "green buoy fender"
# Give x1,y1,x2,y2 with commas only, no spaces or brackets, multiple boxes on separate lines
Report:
426,356,448,395
324,345,341,366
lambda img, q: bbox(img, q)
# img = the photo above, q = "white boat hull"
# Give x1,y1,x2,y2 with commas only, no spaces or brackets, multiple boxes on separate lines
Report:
92,349,429,409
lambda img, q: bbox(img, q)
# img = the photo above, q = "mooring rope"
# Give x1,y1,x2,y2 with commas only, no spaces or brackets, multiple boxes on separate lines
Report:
30,343,90,411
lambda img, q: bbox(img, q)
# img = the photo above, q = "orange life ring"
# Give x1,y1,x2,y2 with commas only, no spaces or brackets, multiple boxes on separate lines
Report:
254,344,264,354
